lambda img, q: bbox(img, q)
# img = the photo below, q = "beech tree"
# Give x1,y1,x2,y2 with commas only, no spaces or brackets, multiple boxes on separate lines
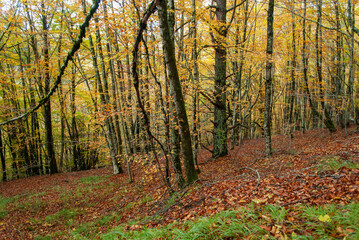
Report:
264,0,274,157
158,0,198,183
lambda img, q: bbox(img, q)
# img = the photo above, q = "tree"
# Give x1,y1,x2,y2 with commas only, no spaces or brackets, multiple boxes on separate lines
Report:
212,0,228,159
157,0,198,183
41,0,58,174
264,0,275,157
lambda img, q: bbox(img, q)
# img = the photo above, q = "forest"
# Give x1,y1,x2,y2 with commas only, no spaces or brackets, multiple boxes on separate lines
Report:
0,0,359,239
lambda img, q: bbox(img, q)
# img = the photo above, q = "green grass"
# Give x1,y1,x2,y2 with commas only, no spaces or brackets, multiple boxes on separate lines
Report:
45,208,82,226
0,195,13,219
78,175,106,185
318,156,359,171
100,203,359,240
4,167,358,240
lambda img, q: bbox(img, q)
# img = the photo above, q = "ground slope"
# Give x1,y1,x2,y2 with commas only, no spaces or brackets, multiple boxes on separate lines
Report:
0,127,358,239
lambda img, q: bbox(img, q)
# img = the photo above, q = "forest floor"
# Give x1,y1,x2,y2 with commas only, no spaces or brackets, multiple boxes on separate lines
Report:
1,126,359,239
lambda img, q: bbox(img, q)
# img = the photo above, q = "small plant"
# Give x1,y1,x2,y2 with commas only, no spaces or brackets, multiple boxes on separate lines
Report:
124,202,136,211
45,208,81,225
140,195,153,205
70,222,94,238
265,204,287,222
0,196,13,219
318,156,359,171
78,175,105,185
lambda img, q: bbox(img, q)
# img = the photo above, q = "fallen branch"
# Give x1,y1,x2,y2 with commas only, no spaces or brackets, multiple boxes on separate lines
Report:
238,167,261,189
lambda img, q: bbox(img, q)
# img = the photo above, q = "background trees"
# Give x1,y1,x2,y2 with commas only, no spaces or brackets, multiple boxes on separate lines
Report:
0,0,358,185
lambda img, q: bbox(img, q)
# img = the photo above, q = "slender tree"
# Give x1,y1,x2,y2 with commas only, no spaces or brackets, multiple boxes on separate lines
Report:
264,0,274,157
157,0,198,183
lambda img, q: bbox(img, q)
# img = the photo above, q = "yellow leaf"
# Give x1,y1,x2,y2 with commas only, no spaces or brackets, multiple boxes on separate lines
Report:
318,214,331,222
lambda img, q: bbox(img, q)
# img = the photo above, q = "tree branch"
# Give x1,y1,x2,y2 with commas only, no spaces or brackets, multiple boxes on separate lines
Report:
0,0,102,126
132,0,173,192
276,3,359,44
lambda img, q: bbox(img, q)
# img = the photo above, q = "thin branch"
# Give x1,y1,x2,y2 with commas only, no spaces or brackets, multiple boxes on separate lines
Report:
276,3,359,44
200,91,222,108
227,0,247,12
132,0,173,192
0,0,20,52
238,167,261,189
0,0,102,126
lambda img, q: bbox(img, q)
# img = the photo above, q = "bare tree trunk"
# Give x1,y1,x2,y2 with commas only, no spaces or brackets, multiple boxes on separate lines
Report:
288,3,297,138
103,1,124,166
231,0,249,148
212,0,228,159
191,0,200,169
157,0,197,183
301,0,309,133
347,0,355,127
41,0,58,174
334,1,345,128
315,0,336,133
0,128,6,181
264,0,275,157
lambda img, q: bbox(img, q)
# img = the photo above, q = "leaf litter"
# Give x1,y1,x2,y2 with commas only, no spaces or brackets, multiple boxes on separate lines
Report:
0,127,358,239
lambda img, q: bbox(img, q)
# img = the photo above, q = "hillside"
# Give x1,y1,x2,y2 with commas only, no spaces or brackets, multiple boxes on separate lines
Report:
1,127,359,239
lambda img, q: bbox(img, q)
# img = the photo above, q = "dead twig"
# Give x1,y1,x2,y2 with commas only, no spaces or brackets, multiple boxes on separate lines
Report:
238,167,261,189
281,194,321,207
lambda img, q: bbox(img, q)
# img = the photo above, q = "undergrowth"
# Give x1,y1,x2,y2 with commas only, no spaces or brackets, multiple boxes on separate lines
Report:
318,156,359,171
100,202,359,240
0,196,13,219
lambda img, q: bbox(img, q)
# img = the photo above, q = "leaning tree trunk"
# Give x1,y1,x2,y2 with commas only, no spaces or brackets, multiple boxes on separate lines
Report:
157,0,198,183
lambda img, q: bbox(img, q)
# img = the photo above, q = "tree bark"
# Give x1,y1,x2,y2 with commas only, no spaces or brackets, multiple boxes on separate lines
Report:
212,0,228,159
264,0,275,157
41,0,58,174
157,0,197,183
347,0,355,126
315,0,336,133
0,128,6,181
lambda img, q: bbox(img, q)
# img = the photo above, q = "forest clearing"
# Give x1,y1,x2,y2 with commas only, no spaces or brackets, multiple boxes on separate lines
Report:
1,126,359,239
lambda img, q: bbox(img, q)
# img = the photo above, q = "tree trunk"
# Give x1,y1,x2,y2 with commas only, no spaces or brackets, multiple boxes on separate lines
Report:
315,0,336,133
334,1,344,128
157,0,197,184
347,0,355,126
288,3,297,137
41,1,58,174
212,0,228,159
301,0,309,133
0,128,6,181
264,0,275,157
191,0,200,168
